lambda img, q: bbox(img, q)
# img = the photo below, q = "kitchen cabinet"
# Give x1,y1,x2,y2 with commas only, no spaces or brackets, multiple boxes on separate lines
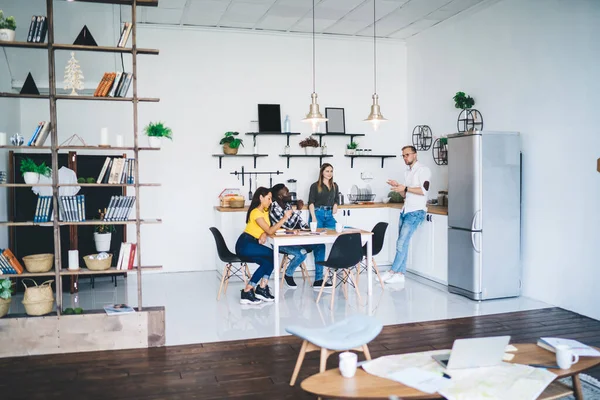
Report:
340,208,391,265
407,213,448,285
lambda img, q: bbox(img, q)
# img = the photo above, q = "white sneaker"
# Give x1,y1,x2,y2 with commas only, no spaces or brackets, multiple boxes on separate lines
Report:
385,273,405,284
379,271,393,282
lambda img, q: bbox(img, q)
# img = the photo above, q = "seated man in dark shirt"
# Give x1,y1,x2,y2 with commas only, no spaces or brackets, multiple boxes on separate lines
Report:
270,184,331,289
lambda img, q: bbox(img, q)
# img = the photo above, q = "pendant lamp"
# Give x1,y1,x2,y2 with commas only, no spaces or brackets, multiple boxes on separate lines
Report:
302,0,327,133
364,0,387,131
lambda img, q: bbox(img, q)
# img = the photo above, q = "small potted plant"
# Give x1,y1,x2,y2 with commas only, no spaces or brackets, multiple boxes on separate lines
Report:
0,11,16,42
20,157,51,184
144,121,173,148
0,278,13,318
299,136,319,155
453,91,475,110
220,131,244,155
346,141,359,155
94,209,116,252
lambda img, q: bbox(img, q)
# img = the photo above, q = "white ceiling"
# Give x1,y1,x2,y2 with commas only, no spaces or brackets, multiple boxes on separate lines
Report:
123,0,489,40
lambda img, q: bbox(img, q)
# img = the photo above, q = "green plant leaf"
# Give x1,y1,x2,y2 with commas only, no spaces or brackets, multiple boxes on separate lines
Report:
145,121,173,140
74,307,83,314
86,177,96,183
1,279,11,289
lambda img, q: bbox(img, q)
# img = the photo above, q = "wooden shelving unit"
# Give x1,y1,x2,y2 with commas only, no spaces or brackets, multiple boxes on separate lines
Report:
0,0,160,316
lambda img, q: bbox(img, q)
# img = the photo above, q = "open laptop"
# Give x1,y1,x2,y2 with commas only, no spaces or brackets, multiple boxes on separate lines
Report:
432,336,511,370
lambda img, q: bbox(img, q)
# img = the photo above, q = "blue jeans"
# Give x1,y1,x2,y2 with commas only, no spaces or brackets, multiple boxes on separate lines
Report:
310,207,337,229
235,232,273,287
390,210,426,273
281,244,326,281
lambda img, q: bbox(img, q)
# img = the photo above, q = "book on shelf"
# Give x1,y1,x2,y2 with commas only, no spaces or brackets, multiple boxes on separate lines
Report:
58,195,86,222
116,242,137,270
104,195,136,221
117,22,132,48
33,195,53,223
27,121,51,147
93,72,132,98
26,15,47,44
104,304,135,315
537,337,600,357
96,156,135,184
0,249,23,275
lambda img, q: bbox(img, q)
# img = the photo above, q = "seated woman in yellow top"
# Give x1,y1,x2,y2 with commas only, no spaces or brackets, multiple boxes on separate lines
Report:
235,187,291,305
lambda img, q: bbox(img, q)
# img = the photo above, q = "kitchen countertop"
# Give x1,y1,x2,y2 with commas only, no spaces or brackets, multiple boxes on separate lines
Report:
215,202,448,216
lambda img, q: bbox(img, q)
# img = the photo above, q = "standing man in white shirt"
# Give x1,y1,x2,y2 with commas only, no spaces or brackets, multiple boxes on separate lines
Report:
383,145,431,283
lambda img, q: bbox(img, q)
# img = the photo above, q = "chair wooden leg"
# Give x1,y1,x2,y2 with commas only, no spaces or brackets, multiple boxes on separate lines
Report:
330,270,337,310
355,263,361,287
280,255,288,287
350,270,362,303
223,264,232,295
372,258,385,289
342,270,349,300
362,344,372,360
216,263,230,301
289,340,309,386
316,268,329,304
319,347,329,373
301,262,311,284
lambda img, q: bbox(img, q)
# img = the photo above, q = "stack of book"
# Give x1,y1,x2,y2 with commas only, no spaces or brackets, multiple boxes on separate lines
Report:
117,22,132,47
97,157,135,184
27,121,51,146
34,195,53,223
116,242,137,270
26,16,47,43
104,196,136,221
58,195,86,222
93,72,132,97
0,249,24,275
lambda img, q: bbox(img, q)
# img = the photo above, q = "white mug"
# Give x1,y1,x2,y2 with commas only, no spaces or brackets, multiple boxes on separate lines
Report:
556,345,579,369
310,222,317,233
335,222,343,233
339,351,357,378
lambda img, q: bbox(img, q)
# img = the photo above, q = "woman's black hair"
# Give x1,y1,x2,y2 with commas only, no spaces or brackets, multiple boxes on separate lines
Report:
246,186,270,223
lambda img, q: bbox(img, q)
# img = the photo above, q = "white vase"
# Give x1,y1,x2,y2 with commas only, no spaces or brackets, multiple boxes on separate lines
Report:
0,29,15,42
345,149,356,155
148,136,161,148
304,147,316,155
94,232,112,252
23,172,40,184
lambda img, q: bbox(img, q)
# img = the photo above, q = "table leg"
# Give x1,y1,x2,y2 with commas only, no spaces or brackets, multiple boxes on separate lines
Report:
366,237,373,297
573,374,583,399
273,241,280,303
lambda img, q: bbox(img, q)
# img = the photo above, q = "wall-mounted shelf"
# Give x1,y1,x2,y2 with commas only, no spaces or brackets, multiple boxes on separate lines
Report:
52,44,159,55
345,154,396,168
245,132,301,146
312,133,365,146
0,41,49,49
279,154,333,168
0,92,49,99
212,154,268,168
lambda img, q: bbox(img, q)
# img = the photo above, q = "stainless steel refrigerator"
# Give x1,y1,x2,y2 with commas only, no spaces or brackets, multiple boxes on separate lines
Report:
447,131,521,300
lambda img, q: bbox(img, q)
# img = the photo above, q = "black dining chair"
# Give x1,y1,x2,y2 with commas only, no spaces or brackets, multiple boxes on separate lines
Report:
209,227,251,300
315,233,364,309
355,222,388,289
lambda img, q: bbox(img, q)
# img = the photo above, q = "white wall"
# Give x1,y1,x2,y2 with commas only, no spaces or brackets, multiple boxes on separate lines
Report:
407,0,600,319
11,3,408,272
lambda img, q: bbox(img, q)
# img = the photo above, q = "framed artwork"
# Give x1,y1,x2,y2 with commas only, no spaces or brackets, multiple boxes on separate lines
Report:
325,107,345,134
258,104,281,132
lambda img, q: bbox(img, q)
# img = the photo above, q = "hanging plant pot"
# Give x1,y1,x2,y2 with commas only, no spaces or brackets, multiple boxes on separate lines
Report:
223,143,239,155
0,29,16,42
148,136,162,148
23,172,40,184
94,232,112,252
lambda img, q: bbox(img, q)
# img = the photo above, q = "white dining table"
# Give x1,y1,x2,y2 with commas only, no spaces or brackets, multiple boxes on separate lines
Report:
267,229,374,303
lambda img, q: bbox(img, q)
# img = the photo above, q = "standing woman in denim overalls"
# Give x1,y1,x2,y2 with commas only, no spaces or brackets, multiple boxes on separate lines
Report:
308,163,339,229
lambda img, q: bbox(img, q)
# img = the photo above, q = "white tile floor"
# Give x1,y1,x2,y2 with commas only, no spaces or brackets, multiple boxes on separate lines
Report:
9,271,552,347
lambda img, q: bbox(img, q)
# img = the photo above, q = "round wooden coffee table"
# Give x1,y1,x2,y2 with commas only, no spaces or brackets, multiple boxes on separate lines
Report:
301,344,600,399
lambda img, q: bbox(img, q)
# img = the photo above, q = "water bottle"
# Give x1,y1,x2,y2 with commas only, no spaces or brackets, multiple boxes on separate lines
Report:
284,115,291,133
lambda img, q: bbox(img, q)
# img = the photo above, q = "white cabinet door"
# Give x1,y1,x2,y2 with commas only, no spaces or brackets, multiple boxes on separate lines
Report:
388,209,401,264
407,214,433,277
431,214,448,284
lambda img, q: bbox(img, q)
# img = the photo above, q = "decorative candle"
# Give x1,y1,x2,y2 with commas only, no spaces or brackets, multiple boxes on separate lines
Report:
0,132,6,146
100,127,109,146
116,134,124,147
68,249,79,270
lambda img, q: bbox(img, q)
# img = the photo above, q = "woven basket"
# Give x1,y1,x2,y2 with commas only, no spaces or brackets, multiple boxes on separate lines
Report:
22,279,54,316
22,253,54,273
83,254,113,271
223,143,238,155
229,199,245,208
0,297,11,318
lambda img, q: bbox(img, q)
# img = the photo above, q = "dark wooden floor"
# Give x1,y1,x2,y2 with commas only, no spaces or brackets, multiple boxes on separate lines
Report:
1,307,599,399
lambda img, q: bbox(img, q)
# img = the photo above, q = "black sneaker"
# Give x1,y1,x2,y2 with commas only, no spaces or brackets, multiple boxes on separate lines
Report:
284,275,297,289
255,285,275,302
313,280,333,290
240,289,262,305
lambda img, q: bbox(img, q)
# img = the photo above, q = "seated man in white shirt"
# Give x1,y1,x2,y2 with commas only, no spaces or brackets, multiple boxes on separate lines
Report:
383,146,431,283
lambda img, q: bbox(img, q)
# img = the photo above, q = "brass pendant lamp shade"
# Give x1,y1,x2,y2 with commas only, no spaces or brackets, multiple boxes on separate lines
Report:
364,0,387,131
302,0,327,133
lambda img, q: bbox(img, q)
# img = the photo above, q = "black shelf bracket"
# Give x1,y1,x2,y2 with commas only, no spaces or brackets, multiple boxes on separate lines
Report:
245,132,301,147
212,154,268,169
279,154,333,168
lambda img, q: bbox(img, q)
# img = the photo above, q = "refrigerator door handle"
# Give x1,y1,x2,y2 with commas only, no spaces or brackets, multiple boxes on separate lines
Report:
471,232,481,253
471,209,482,231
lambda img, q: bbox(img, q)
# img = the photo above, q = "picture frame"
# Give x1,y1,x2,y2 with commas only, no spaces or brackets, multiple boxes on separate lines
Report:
325,107,345,134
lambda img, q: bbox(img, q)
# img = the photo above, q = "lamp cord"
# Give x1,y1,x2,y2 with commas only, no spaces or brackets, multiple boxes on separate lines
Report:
373,0,377,94
312,0,316,94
